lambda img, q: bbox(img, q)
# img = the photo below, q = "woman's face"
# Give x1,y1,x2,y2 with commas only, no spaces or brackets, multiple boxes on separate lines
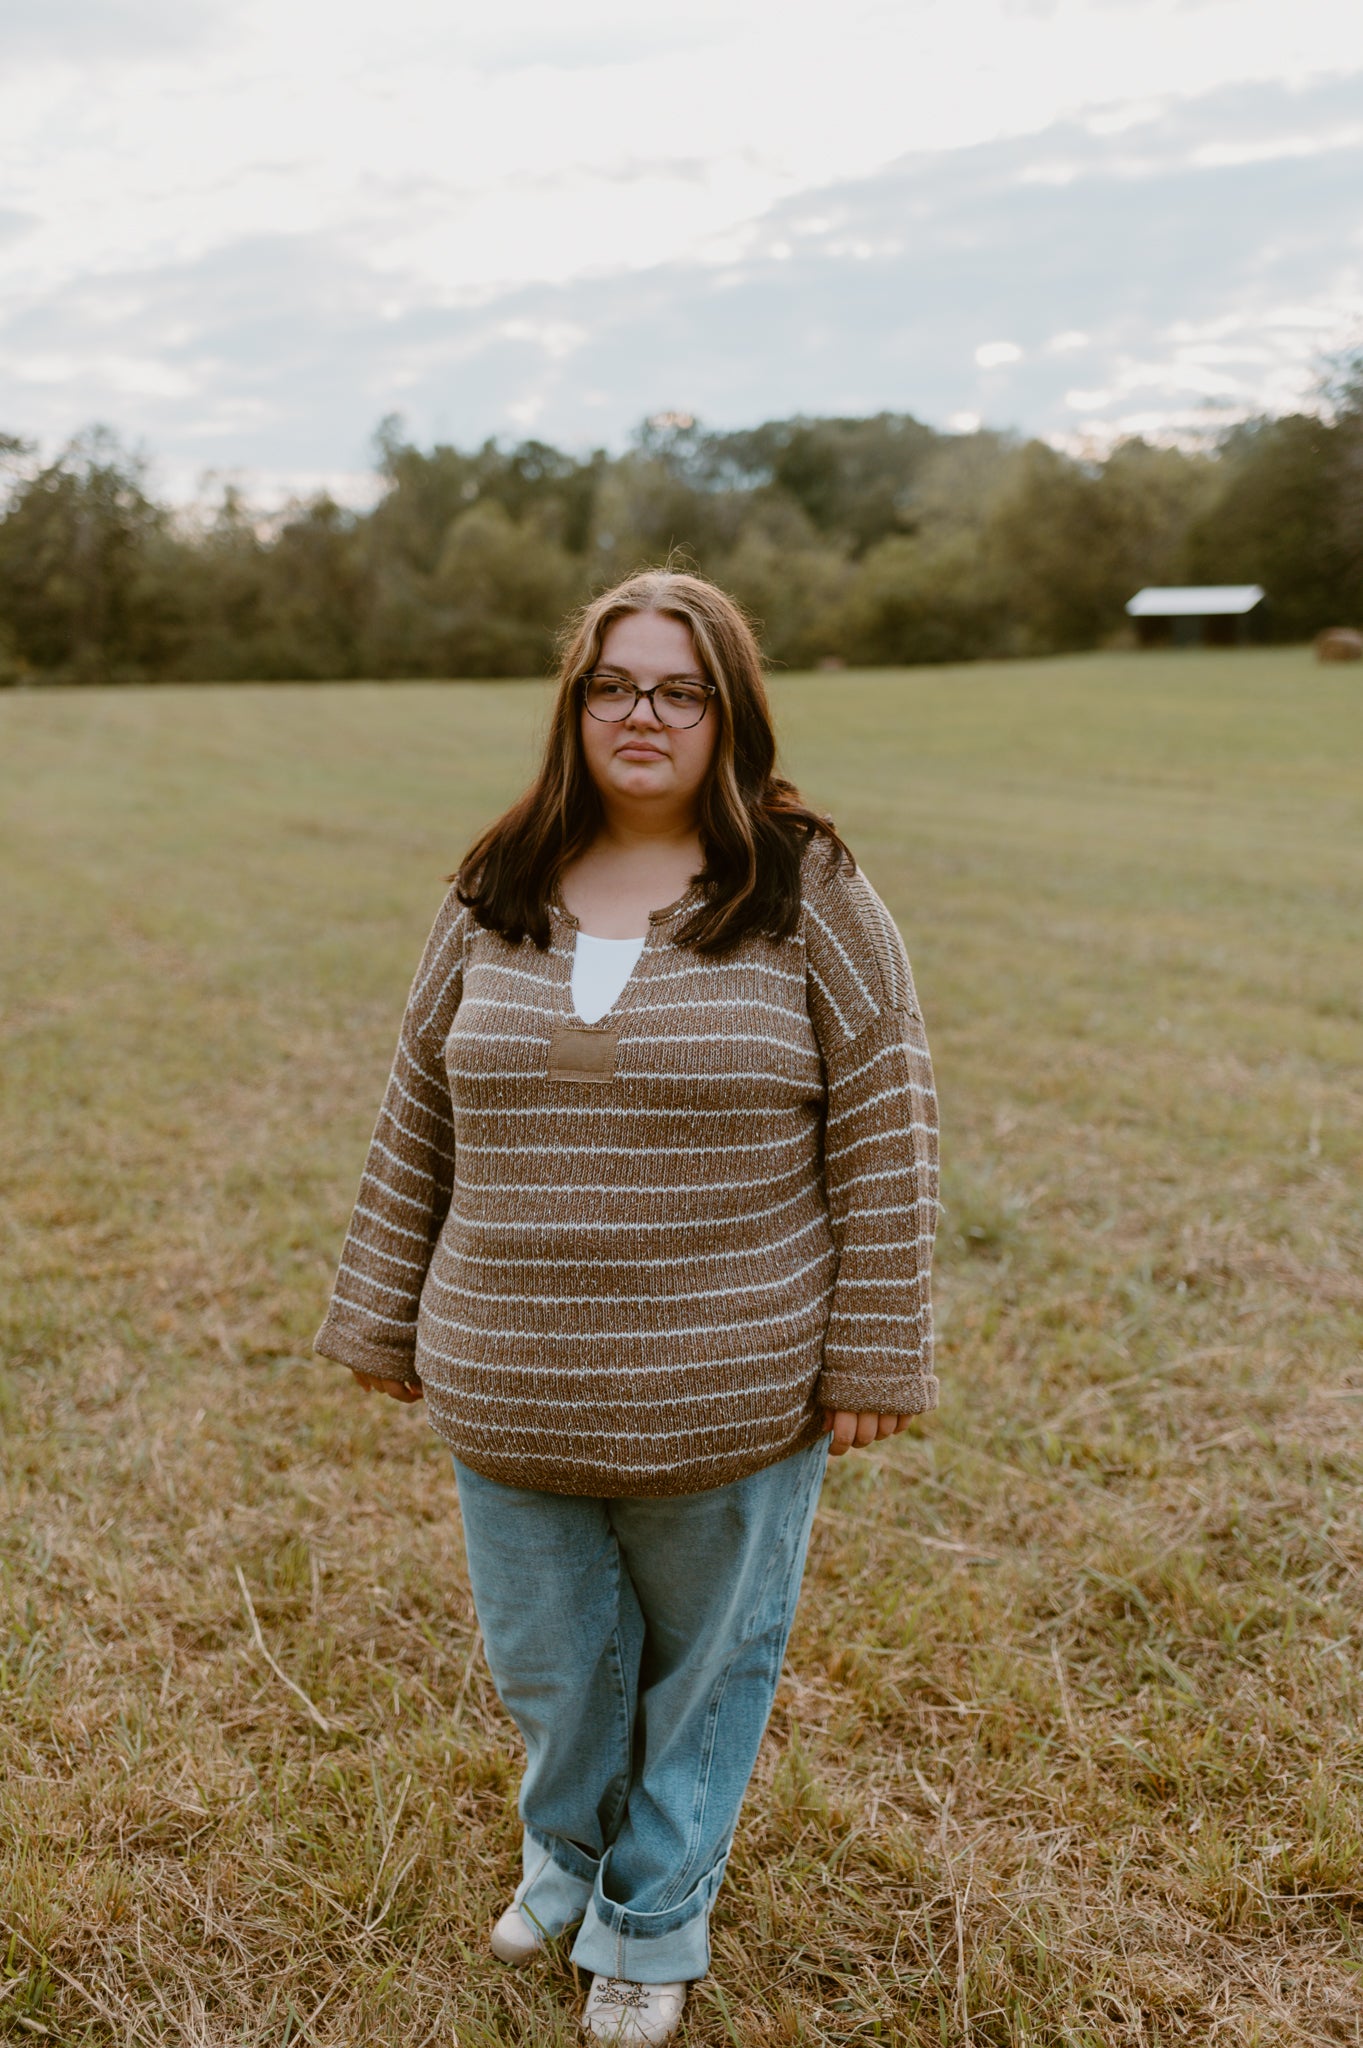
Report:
579,610,719,825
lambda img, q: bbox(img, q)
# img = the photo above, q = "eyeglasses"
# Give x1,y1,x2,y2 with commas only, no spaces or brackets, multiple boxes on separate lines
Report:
581,671,716,731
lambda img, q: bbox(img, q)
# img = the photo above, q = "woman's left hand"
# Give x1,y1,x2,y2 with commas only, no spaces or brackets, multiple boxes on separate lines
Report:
350,1368,425,1404
823,1409,910,1455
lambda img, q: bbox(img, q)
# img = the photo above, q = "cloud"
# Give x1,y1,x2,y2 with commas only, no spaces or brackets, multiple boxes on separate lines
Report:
2,73,1360,495
0,0,231,62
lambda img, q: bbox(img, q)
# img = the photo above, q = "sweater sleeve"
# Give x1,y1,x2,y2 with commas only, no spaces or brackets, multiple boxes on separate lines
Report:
313,888,470,1384
803,840,941,1417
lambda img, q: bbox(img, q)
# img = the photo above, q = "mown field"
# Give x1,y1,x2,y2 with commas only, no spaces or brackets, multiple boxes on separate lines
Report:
2,649,1361,2047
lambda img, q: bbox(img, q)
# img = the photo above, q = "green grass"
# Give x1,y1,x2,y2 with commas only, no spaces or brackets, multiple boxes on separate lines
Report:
2,647,1361,2045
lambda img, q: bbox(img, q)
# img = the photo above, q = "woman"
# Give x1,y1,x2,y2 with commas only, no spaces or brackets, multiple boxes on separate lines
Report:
315,571,939,2044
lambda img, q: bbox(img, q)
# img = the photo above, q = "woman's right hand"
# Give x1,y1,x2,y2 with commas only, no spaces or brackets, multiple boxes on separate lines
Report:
349,1368,425,1404
823,1408,909,1454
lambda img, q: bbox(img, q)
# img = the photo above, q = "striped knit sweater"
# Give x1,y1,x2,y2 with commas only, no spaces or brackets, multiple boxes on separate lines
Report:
314,835,940,1497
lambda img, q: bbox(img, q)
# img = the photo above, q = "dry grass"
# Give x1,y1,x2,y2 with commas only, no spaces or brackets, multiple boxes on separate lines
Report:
2,649,1361,2045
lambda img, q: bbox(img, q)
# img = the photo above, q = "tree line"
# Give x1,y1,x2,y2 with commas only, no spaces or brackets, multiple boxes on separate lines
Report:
1,370,1359,684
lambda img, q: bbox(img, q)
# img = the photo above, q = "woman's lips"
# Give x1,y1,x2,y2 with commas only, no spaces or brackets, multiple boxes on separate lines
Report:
616,743,666,758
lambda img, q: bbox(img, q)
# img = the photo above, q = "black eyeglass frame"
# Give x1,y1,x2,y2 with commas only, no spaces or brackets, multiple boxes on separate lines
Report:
580,671,718,730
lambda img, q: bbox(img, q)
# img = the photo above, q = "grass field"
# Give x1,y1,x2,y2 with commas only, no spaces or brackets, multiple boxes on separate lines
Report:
2,648,1362,2046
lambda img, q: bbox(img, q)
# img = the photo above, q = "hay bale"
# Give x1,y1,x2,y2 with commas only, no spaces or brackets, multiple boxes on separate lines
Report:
1315,627,1363,662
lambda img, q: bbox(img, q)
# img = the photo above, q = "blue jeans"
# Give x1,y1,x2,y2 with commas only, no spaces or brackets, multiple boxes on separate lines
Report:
452,1435,829,1983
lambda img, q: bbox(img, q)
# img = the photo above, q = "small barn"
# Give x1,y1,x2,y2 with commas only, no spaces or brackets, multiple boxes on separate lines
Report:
1126,585,1266,648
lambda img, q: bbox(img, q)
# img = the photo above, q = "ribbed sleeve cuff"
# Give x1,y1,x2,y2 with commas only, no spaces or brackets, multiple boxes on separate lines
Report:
814,1368,939,1417
313,1312,422,1385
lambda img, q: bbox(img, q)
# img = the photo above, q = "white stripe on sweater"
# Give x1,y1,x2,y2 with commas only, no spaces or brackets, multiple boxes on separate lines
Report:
369,1134,448,1179
826,1082,932,1133
446,1065,817,1091
451,1101,822,1120
377,1106,455,1161
822,1340,930,1362
831,1170,936,1201
359,1167,440,1216
805,961,853,1039
435,1210,828,1273
823,1125,910,1169
423,1430,808,1480
424,1241,835,1308
337,1258,418,1303
410,900,472,991
417,1294,833,1345
344,1240,429,1275
424,1398,814,1445
330,1292,417,1331
828,1302,932,1324
804,898,878,1012
445,1182,815,1236
427,1326,821,1382
453,1131,817,1159
351,1202,439,1246
387,1067,454,1125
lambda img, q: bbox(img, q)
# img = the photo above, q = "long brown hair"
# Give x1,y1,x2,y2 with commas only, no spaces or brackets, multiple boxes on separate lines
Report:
454,569,852,953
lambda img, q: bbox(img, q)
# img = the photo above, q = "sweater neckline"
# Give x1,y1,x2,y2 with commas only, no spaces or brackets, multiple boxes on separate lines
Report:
546,876,706,932
547,876,704,1026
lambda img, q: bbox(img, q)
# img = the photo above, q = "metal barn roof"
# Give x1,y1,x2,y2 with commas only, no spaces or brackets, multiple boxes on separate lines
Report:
1126,585,1265,618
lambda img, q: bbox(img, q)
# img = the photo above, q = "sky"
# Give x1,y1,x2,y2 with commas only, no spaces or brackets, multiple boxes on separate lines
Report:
2,0,1361,502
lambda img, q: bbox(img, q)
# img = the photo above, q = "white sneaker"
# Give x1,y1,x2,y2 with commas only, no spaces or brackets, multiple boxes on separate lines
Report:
582,1975,687,2044
490,1903,547,1963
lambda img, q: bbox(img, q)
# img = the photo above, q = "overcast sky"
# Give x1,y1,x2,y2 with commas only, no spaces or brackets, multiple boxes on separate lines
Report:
2,0,1361,501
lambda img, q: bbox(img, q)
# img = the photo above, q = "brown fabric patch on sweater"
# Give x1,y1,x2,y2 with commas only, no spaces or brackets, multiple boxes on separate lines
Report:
547,1025,620,1083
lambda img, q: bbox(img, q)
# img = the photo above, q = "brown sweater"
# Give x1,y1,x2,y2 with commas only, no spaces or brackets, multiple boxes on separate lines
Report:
314,835,939,1497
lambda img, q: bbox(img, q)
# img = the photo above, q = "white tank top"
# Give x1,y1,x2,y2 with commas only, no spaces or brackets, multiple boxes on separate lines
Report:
571,930,648,1024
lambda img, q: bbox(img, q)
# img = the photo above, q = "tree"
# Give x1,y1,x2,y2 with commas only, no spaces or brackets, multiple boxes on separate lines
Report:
427,502,581,677
0,428,174,681
0,391,1351,683
988,438,1214,651
711,495,851,669
258,497,366,679
1330,355,1363,604
1187,400,1362,638
165,489,367,681
701,413,940,555
816,529,1015,667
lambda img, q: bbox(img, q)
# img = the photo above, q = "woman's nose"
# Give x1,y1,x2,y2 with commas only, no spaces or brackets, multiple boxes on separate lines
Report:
624,690,664,728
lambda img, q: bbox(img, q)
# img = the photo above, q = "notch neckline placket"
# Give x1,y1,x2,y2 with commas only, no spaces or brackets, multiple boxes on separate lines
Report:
548,876,706,932
548,878,706,1028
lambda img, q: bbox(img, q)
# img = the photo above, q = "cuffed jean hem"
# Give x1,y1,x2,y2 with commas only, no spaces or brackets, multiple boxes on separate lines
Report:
519,1831,717,1981
568,1886,718,1984
515,1832,593,1939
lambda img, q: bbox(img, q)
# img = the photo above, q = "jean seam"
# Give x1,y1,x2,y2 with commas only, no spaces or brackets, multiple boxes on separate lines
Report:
651,1441,826,1915
651,1661,730,1914
601,1623,633,1841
